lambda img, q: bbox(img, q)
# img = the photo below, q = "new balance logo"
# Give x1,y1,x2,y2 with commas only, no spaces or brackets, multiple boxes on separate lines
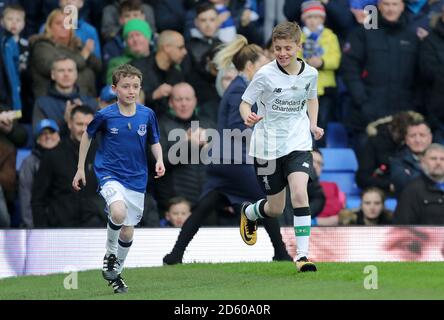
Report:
273,88,282,93
302,162,310,168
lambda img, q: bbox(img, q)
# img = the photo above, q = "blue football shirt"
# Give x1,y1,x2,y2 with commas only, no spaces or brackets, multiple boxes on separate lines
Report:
87,103,160,192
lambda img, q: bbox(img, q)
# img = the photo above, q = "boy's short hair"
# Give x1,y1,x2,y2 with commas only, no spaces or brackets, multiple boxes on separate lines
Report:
272,21,302,44
167,197,191,211
1,4,26,18
119,0,143,14
196,2,217,17
112,64,143,86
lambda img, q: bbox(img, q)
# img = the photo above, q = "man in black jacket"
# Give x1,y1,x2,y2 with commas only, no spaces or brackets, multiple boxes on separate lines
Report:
419,10,444,142
153,82,214,215
394,143,444,225
390,120,433,197
340,0,420,146
31,105,106,228
131,30,188,116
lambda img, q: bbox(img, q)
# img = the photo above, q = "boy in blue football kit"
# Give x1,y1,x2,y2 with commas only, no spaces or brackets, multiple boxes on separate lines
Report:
72,64,165,293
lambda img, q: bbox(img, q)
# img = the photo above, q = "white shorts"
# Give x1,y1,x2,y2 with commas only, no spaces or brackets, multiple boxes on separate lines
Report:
99,180,145,226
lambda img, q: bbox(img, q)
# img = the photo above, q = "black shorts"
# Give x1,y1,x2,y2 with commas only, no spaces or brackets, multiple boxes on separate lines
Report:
254,151,315,196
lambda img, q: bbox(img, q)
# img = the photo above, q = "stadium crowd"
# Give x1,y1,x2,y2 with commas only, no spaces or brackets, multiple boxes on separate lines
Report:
1,0,444,229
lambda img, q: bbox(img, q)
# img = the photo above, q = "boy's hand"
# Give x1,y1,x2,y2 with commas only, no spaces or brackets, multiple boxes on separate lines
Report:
311,125,324,141
72,169,86,191
244,112,263,127
154,161,165,179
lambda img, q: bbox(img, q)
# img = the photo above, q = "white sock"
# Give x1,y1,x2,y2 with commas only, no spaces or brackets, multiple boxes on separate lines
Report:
117,238,133,274
106,217,122,256
245,200,265,221
294,215,311,260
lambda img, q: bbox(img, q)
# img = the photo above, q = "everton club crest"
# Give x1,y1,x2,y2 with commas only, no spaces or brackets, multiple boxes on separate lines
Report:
137,124,147,136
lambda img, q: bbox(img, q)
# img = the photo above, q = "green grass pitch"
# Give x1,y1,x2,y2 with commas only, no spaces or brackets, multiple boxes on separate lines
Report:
1,262,444,300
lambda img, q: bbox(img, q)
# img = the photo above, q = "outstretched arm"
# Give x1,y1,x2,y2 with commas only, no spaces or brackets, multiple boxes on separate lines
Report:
307,98,324,141
72,132,92,191
151,143,165,179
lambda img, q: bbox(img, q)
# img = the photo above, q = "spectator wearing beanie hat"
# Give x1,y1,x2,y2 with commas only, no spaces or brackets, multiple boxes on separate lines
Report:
283,0,354,43
105,19,152,84
298,0,341,147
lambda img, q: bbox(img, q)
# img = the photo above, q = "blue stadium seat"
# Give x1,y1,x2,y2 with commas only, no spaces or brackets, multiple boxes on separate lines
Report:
319,148,360,196
385,198,397,211
321,172,361,196
319,148,358,172
346,195,361,209
16,148,31,171
326,122,349,148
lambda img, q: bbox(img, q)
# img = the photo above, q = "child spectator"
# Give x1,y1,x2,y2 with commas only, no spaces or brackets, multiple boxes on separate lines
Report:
186,3,223,124
102,0,155,66
19,119,60,228
0,4,27,115
1,4,35,123
160,197,192,228
339,187,392,225
299,1,341,147
101,0,156,40
1,4,28,72
209,0,237,43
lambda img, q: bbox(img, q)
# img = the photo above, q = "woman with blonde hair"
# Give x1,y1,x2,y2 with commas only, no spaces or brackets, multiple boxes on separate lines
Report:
29,9,101,98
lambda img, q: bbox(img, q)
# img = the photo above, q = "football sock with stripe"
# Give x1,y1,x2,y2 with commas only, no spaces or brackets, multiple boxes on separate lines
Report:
106,217,123,256
245,199,270,221
293,207,311,260
117,238,133,273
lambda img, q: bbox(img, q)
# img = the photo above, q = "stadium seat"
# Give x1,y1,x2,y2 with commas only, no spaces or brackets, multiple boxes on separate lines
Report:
385,198,397,211
326,122,349,148
16,148,31,171
346,195,361,209
321,172,361,196
319,148,360,196
320,148,358,172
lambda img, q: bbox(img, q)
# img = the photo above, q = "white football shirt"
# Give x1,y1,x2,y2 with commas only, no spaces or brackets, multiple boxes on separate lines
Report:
242,59,318,160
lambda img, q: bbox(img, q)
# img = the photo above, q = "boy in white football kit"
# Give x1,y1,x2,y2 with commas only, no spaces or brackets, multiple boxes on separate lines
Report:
239,21,324,272
72,64,165,293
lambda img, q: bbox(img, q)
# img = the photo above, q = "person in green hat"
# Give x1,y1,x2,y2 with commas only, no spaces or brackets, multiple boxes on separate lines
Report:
106,19,152,84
